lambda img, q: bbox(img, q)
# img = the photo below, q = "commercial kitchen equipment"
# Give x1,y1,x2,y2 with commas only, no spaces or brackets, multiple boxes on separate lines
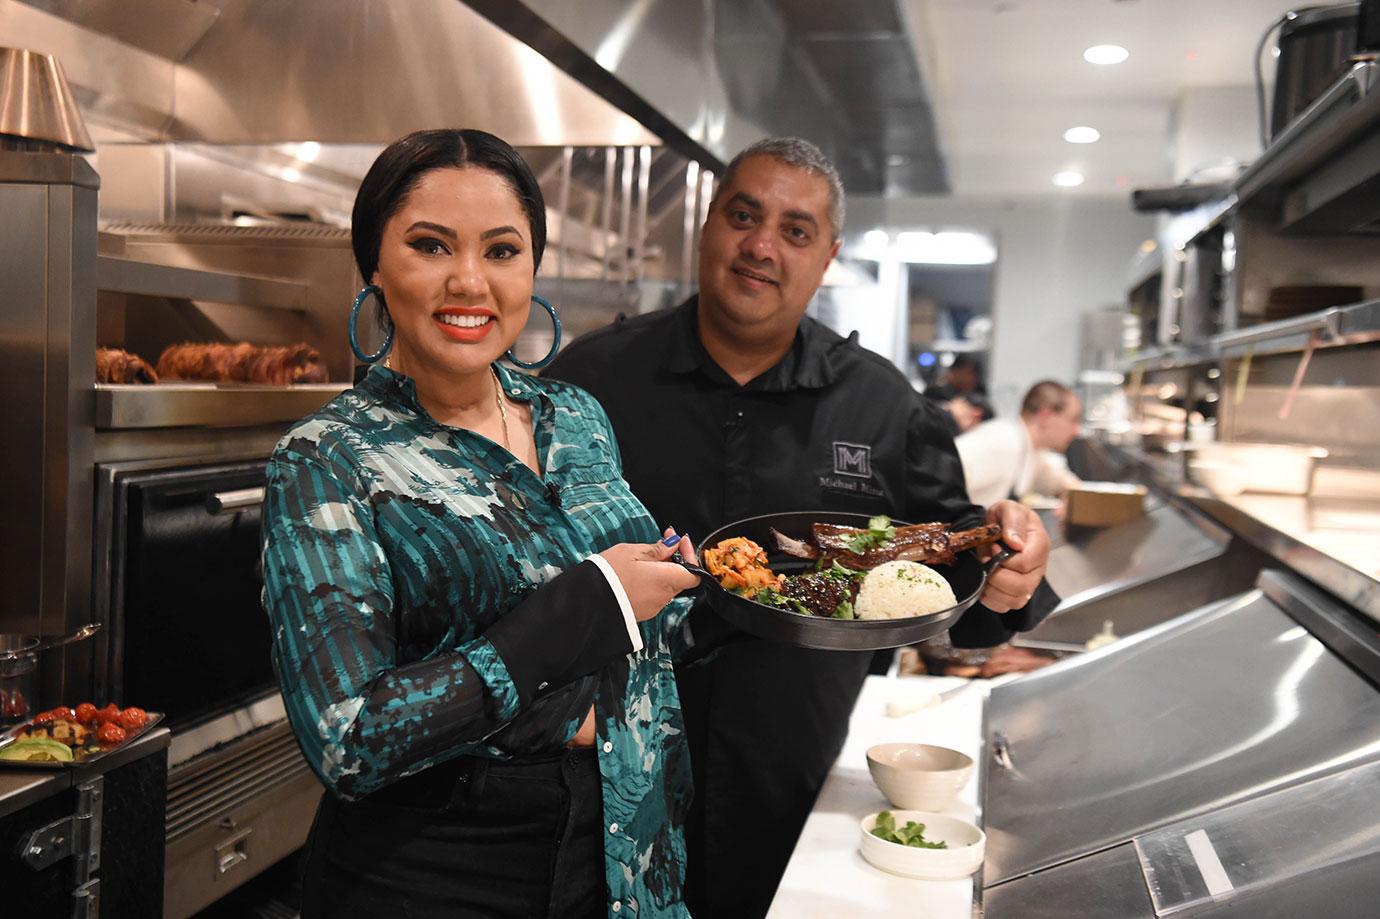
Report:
980,568,1380,917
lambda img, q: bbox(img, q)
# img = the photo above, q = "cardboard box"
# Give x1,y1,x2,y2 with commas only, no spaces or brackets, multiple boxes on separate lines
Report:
1065,482,1147,527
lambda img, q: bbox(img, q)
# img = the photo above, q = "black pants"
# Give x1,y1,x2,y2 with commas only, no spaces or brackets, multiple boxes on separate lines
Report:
301,748,606,919
678,642,873,919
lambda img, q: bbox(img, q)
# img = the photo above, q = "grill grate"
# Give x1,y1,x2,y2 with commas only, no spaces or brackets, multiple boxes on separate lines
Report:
102,221,351,242
166,724,313,841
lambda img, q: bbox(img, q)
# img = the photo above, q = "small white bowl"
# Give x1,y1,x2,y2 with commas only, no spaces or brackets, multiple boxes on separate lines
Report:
866,742,973,811
859,810,985,879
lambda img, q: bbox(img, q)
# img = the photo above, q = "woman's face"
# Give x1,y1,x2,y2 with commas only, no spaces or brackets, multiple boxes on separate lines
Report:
373,166,534,381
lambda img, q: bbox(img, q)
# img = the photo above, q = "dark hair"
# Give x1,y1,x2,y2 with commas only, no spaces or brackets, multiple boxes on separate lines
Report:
351,129,547,284
956,393,995,422
1020,380,1075,417
948,354,983,374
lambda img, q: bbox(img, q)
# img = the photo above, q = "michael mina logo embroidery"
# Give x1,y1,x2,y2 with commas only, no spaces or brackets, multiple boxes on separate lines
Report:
832,442,872,478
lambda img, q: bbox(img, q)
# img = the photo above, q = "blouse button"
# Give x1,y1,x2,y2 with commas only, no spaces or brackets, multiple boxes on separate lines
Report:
612,901,621,913
603,741,613,753
537,681,549,691
609,822,619,834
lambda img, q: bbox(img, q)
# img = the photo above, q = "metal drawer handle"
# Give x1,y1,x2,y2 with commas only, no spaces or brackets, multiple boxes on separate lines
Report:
215,827,253,876
991,732,1014,771
206,487,265,514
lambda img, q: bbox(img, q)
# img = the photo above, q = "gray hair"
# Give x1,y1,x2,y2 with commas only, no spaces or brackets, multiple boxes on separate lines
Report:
717,137,845,239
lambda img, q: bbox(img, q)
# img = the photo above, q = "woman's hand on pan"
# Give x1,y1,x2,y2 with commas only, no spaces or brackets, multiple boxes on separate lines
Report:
598,532,699,622
977,500,1050,612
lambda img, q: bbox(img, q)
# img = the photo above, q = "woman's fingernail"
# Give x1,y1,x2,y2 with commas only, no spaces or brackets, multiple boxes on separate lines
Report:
661,534,682,547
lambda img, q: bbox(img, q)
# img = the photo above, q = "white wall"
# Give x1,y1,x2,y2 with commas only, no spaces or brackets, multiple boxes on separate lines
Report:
848,194,1155,416
1172,86,1261,182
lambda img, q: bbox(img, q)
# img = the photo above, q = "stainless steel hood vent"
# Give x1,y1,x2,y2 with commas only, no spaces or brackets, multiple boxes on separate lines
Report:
504,0,949,197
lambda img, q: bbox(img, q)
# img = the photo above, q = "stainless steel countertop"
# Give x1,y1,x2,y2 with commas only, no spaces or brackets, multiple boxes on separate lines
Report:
0,769,67,819
0,725,170,819
1102,441,1380,623
1042,502,1229,611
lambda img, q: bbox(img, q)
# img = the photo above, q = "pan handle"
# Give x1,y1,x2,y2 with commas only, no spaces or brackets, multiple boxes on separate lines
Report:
982,546,1015,576
674,560,715,583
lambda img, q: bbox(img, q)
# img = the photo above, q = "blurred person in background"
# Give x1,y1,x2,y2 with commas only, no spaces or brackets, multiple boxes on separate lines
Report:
925,354,992,436
943,391,995,436
957,379,1084,509
545,136,1057,918
924,352,987,402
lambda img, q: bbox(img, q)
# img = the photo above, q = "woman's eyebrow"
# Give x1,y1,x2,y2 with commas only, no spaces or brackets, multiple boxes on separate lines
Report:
405,220,456,239
481,225,524,241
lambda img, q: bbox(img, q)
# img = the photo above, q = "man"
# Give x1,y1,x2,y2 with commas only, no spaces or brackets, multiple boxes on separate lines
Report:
925,353,986,402
944,391,994,435
545,138,1057,918
957,380,1084,508
925,356,992,436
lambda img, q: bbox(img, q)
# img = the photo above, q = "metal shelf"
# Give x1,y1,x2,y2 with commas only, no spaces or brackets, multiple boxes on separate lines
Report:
96,255,309,311
1236,61,1380,208
95,383,346,429
1118,299,1380,371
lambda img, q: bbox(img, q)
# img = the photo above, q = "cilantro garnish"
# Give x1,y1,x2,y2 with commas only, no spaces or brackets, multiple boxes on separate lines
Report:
870,811,949,849
846,515,896,554
821,559,867,583
754,586,810,616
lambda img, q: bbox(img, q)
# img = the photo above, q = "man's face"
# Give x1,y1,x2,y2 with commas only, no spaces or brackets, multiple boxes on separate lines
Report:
697,155,841,339
1039,397,1084,452
947,364,979,393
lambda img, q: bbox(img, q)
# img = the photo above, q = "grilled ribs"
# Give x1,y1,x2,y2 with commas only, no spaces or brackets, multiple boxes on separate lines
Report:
771,521,1002,570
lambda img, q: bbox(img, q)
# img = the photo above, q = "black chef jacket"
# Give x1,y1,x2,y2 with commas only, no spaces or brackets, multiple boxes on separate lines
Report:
545,297,1056,918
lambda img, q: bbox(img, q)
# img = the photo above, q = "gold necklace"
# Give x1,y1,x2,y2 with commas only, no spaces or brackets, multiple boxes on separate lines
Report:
491,366,511,451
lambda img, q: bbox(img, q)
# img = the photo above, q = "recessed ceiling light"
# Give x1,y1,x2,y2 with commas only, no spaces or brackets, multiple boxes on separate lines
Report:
1053,171,1085,187
281,166,302,183
297,141,321,162
1084,44,1129,65
1064,126,1101,144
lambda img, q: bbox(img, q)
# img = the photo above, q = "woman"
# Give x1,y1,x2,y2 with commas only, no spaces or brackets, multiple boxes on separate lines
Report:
262,129,700,918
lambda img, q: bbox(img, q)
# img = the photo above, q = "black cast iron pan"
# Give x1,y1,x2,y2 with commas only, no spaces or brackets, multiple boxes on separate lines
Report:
680,511,1011,652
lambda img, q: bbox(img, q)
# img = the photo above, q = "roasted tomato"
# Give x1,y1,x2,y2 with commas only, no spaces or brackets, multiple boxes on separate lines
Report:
31,710,57,726
97,722,127,746
94,703,121,725
75,702,98,725
49,706,77,723
117,707,147,732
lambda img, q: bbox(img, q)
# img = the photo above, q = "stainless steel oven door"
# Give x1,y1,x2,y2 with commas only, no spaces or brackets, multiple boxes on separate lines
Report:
95,457,273,729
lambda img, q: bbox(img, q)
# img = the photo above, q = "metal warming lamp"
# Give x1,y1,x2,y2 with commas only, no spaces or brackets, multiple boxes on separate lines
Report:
0,46,95,152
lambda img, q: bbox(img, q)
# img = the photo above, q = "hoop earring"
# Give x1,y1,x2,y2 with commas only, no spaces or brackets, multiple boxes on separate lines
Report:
349,284,394,364
504,295,562,370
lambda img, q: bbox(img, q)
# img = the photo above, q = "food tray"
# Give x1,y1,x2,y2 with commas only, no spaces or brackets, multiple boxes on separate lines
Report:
684,511,1008,652
0,712,165,769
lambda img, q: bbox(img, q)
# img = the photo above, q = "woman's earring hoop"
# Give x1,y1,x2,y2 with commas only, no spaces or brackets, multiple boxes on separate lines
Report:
349,284,394,364
504,295,562,370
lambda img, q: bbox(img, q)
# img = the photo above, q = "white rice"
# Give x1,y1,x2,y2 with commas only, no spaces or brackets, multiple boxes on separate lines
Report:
855,561,957,620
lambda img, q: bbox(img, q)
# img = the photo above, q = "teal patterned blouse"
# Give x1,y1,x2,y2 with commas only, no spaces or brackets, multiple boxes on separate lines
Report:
262,363,692,918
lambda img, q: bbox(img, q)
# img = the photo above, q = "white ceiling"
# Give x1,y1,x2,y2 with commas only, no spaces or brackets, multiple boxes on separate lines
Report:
903,0,1303,196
